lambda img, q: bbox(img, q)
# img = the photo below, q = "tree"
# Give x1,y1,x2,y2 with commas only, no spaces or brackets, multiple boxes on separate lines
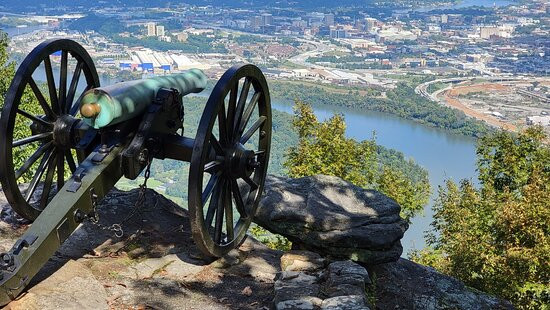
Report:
410,126,550,309
0,32,15,108
284,101,430,221
1,31,43,182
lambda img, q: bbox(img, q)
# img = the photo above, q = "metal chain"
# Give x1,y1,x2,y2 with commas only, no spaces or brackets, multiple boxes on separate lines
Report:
89,157,153,238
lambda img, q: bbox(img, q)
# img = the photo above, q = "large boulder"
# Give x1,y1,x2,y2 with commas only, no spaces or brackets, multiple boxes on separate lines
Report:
369,258,514,309
255,175,408,265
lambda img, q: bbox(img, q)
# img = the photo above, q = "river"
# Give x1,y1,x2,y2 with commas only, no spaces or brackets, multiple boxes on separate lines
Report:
270,100,478,255
405,0,513,12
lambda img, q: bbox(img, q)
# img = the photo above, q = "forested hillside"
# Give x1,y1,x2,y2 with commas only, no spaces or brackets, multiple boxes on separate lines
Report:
270,81,491,138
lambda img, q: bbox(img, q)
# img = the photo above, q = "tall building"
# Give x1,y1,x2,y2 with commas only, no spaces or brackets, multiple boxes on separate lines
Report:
250,16,262,28
156,25,165,37
365,18,377,32
324,13,334,26
480,26,499,39
261,13,273,26
146,22,156,36
330,29,347,39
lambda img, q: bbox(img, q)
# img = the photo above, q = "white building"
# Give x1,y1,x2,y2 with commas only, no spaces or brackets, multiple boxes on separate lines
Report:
156,25,165,37
146,22,156,36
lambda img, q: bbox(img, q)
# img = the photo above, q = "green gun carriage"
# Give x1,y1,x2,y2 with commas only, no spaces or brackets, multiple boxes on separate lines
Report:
0,39,272,305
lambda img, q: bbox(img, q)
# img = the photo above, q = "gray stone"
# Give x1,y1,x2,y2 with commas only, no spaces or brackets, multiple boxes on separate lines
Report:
7,260,109,310
274,271,321,305
281,250,325,272
370,258,515,309
321,295,369,310
255,175,407,265
325,261,370,298
212,249,242,269
276,300,316,310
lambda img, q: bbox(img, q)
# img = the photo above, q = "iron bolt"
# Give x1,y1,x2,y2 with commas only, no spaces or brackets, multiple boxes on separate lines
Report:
74,210,86,223
0,253,14,270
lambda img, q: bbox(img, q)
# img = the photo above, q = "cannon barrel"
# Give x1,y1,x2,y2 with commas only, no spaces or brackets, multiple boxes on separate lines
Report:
80,68,208,129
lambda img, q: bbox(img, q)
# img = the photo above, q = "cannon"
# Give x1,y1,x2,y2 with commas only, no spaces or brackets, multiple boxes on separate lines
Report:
0,39,271,305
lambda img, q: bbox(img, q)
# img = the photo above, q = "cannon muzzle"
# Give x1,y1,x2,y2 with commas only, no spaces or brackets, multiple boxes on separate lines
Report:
80,68,208,129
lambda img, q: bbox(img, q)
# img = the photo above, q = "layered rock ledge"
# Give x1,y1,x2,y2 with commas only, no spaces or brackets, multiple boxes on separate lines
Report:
255,175,408,265
0,176,514,309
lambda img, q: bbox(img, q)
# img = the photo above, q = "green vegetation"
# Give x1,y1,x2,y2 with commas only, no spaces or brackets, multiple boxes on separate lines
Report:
0,33,14,108
0,32,44,183
410,127,550,309
426,81,448,93
112,35,227,53
285,102,430,221
69,14,127,35
270,80,490,137
69,14,226,53
0,17,38,28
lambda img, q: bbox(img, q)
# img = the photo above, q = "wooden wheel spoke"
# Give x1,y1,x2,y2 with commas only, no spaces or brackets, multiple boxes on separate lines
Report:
214,181,226,244
233,78,251,138
238,91,261,138
224,180,234,242
226,83,238,141
210,134,224,155
240,116,266,144
242,175,258,191
15,141,53,180
28,78,56,119
39,152,57,209
25,149,54,202
231,179,247,219
44,56,60,114
70,85,91,116
66,61,83,114
13,132,52,147
204,160,222,173
56,151,65,190
202,172,221,205
17,109,53,128
217,104,228,145
65,150,77,173
59,50,68,114
205,177,222,228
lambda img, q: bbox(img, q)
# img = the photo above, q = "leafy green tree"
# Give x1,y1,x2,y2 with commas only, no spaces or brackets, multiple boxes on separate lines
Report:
411,126,550,309
0,32,15,108
284,101,430,221
1,32,43,183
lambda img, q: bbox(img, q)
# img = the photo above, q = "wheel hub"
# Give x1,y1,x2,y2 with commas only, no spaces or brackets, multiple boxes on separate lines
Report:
227,144,257,179
52,114,79,148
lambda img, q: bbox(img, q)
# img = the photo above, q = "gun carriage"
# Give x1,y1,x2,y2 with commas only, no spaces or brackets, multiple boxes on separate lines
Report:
0,39,272,305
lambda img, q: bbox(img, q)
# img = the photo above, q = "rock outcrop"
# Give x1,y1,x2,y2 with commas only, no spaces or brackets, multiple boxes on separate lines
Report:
274,251,371,310
1,188,281,310
255,175,408,265
370,258,514,309
0,177,514,309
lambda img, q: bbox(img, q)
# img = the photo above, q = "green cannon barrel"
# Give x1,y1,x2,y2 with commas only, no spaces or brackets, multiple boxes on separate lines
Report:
80,68,208,129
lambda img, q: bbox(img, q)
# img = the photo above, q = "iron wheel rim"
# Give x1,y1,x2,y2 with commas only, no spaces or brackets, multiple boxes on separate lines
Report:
189,64,272,257
0,39,100,221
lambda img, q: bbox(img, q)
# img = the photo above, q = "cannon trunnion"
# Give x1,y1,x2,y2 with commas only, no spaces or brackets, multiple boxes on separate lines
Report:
0,39,272,305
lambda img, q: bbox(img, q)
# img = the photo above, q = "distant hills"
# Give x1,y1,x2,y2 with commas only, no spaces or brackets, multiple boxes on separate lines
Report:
1,0,413,12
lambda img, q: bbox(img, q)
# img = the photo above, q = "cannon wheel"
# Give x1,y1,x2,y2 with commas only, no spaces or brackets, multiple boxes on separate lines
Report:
0,39,100,221
189,64,272,257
